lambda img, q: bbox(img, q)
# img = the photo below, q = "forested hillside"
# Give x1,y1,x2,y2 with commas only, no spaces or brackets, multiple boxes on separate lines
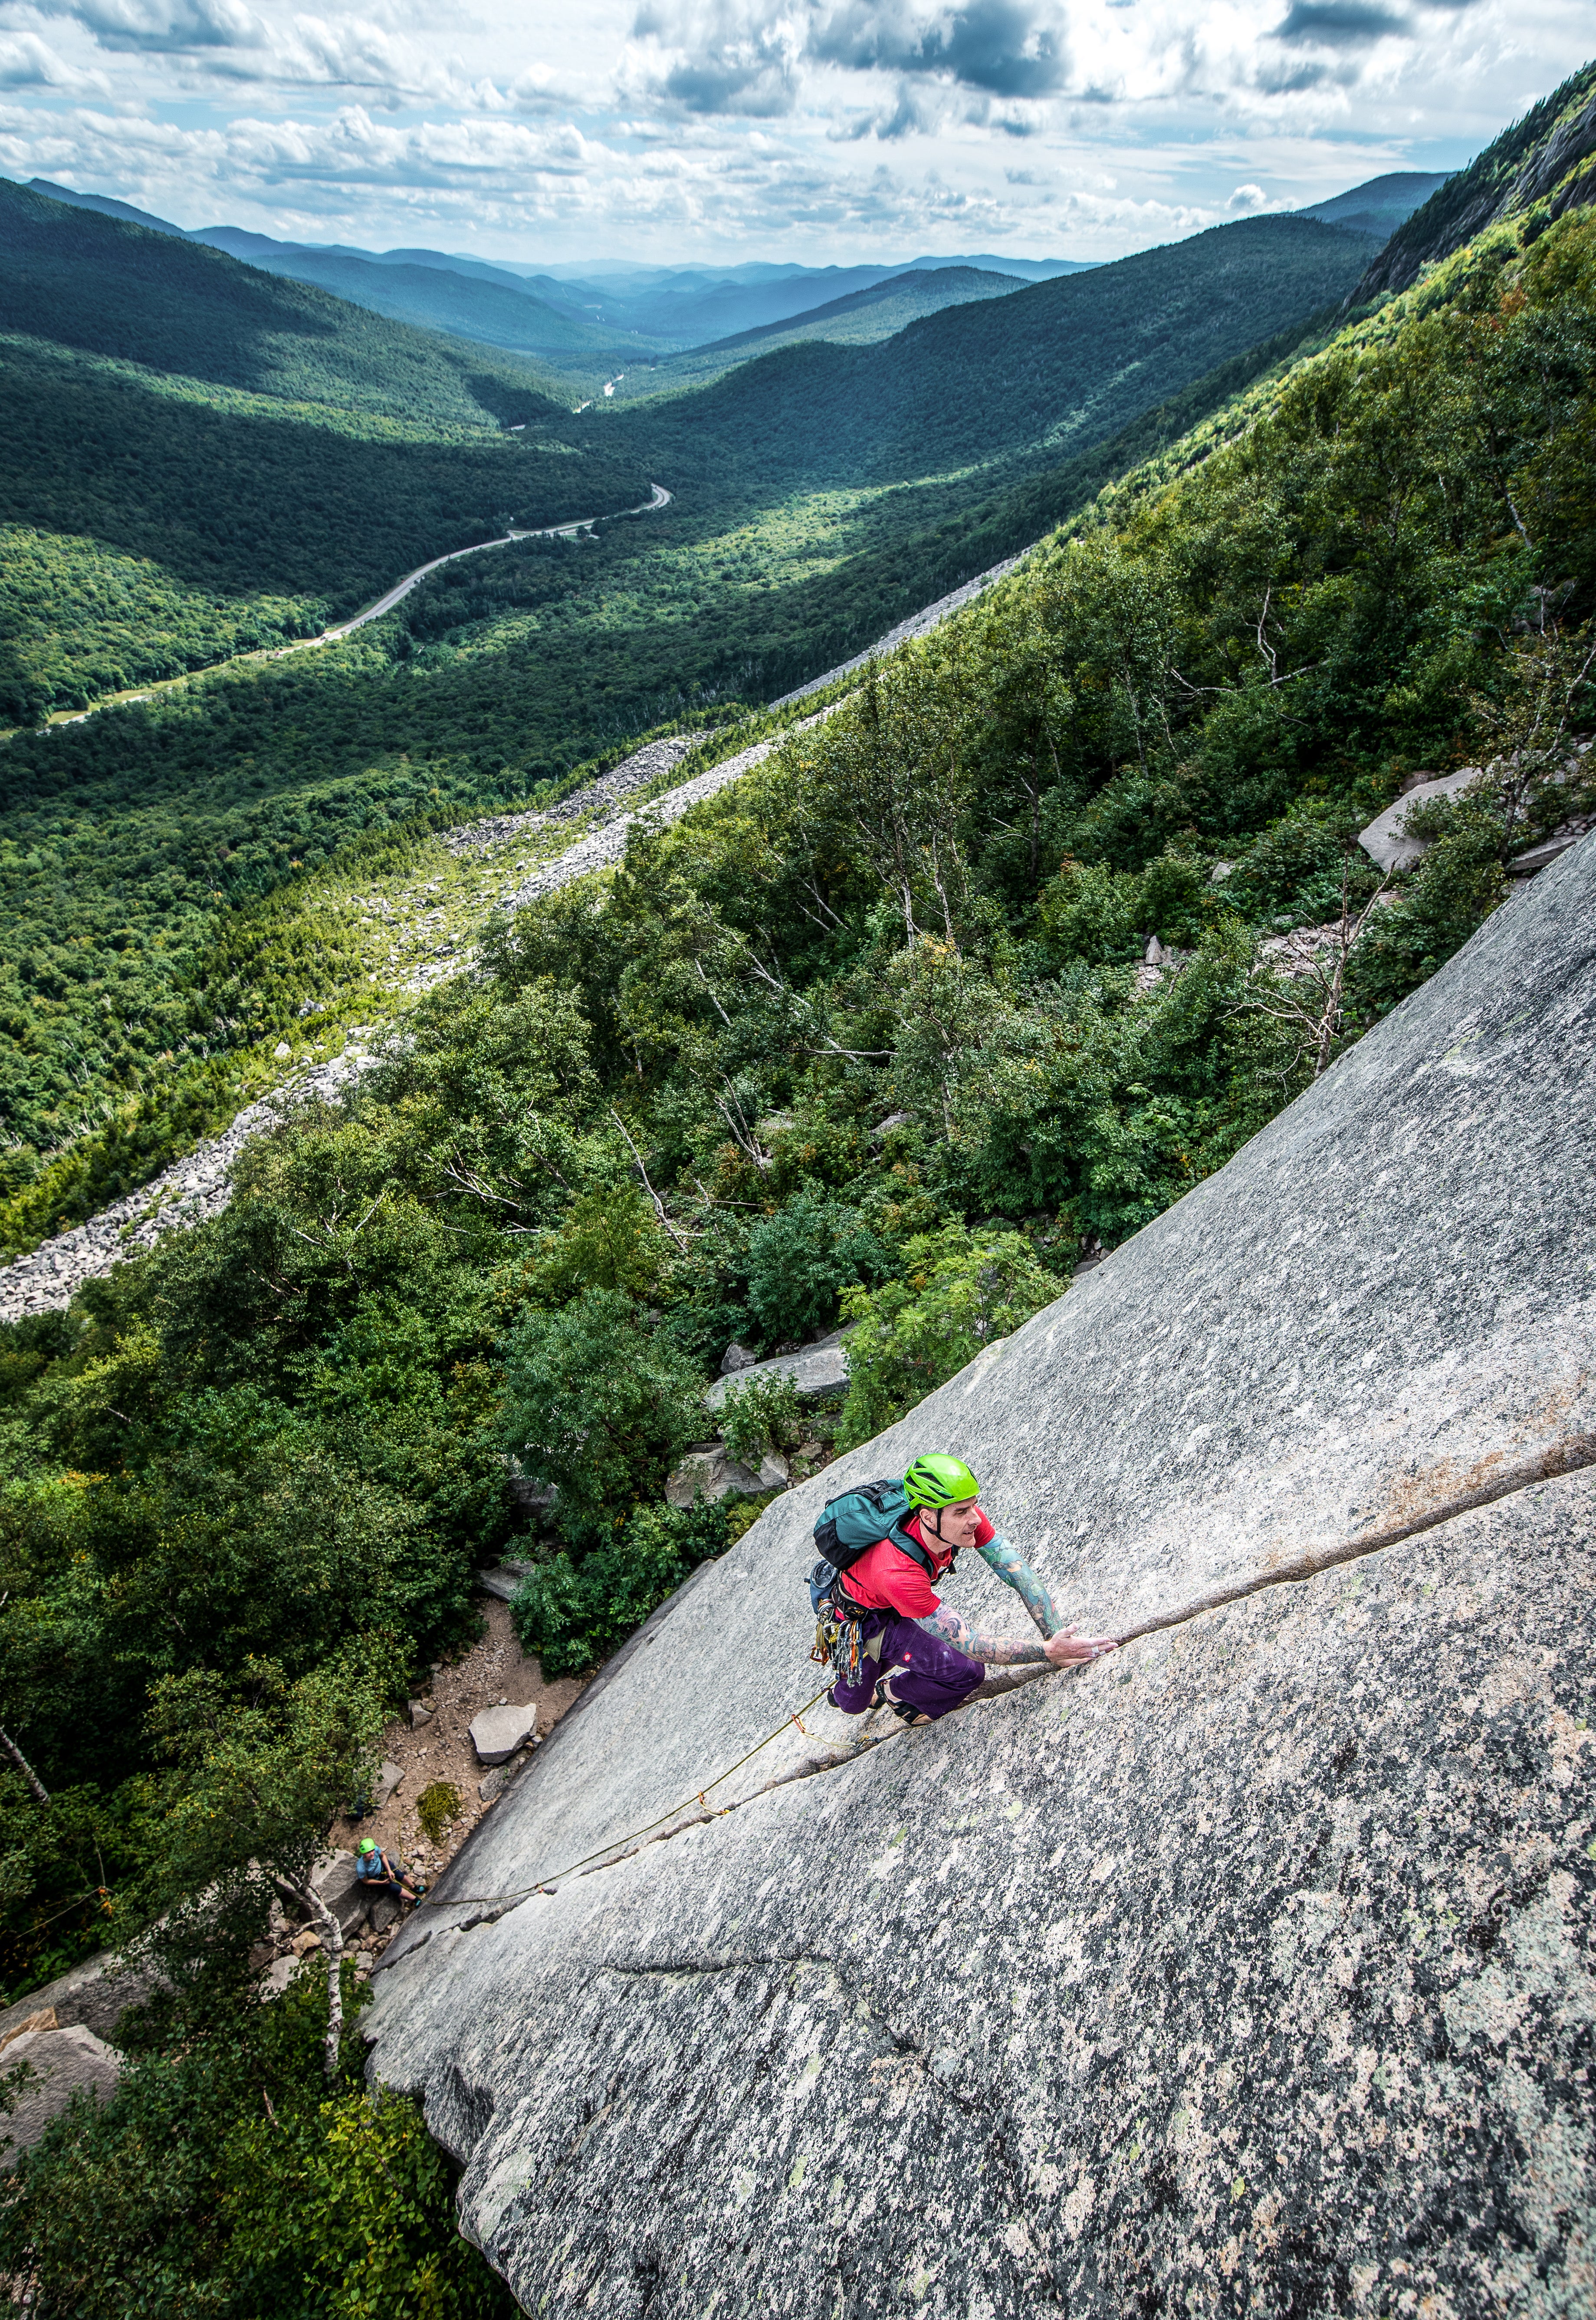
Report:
594,265,1027,394
609,213,1375,439
0,192,1377,1228
0,339,650,717
219,244,663,369
0,60,1593,2310
0,181,656,718
0,178,568,420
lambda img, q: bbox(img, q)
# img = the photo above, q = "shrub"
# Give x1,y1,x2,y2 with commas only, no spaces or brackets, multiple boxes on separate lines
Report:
745,1192,887,1345
510,1500,727,1680
723,1489,783,1546
531,1183,665,1302
416,1781,462,1845
1038,859,1143,962
836,1225,1062,1449
498,1290,703,1543
0,1968,516,2318
719,1372,804,1469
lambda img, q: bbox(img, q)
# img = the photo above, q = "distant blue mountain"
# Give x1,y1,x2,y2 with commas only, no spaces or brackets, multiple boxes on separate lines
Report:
1298,171,1451,240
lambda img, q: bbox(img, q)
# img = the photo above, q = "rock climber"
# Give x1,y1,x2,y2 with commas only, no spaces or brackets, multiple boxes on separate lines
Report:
811,1453,1117,1727
355,1837,424,1907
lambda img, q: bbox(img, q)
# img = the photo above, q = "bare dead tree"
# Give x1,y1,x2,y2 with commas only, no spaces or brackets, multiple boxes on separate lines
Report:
0,1593,49,1804
1,1724,49,1806
1236,847,1392,1080
281,1876,345,2079
713,1082,773,1171
609,1106,694,1252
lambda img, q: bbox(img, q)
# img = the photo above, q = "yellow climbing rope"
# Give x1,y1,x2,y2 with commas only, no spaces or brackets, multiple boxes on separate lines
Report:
427,1682,837,1912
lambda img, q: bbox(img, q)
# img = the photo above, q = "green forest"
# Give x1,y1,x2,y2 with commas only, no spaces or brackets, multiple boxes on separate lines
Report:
0,185,1376,1218
1,63,1594,2311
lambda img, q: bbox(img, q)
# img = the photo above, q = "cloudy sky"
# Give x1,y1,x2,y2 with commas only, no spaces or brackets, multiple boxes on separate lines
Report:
0,0,1589,265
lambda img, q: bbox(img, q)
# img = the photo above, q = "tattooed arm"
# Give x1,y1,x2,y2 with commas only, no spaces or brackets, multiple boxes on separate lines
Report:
972,1532,1063,1637
917,1602,1049,1665
917,1536,1118,1667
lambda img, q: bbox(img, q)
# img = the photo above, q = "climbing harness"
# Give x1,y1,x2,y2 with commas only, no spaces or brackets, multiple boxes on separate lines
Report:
808,1556,887,1686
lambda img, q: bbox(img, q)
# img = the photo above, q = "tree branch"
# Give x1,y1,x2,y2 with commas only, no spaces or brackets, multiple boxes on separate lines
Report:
690,957,732,1027
284,1876,345,2080
0,1723,49,1806
609,1107,693,1251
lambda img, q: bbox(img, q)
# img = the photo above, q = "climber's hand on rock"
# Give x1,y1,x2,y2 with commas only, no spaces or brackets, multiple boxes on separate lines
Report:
1044,1629,1118,1667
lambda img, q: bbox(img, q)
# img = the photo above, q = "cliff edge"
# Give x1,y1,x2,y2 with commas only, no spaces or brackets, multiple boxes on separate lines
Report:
1354,58,1596,299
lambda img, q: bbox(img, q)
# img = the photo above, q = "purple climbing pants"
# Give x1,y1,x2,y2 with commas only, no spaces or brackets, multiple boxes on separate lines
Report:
830,1609,984,1722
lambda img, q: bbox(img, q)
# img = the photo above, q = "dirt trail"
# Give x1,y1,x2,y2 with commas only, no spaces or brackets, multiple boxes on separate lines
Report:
333,1599,583,1895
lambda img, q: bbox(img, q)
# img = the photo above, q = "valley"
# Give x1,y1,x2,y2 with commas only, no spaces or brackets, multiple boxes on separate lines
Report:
0,56,1593,2317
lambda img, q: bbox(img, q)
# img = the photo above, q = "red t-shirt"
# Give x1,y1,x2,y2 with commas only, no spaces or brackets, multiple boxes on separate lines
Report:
838,1508,996,1619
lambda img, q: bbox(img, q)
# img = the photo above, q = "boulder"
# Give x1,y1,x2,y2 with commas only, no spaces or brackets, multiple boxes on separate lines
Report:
703,1329,851,1413
469,1703,539,1766
719,1342,759,1375
0,2026,121,2166
278,1849,368,1936
257,1955,295,2002
367,834,1596,2318
1134,933,1188,993
664,1448,767,1507
1357,765,1487,871
1509,816,1594,877
0,1950,162,2051
371,1760,405,1811
315,1850,371,1936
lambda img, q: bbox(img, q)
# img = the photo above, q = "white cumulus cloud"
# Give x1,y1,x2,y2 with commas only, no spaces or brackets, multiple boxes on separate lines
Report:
0,0,1588,261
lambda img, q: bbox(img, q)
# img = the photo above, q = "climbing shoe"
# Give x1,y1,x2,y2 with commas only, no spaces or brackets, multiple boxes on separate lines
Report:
872,1674,933,1728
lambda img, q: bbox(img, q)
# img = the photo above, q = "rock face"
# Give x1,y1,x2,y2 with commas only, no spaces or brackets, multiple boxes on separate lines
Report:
1,2026,122,2167
0,1951,162,2049
366,835,1596,2317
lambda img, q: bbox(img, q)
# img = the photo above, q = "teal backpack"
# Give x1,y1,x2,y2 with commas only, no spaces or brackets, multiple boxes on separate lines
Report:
812,1477,937,1580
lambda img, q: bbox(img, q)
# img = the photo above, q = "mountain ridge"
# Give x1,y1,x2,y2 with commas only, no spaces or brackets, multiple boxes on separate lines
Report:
1356,58,1596,295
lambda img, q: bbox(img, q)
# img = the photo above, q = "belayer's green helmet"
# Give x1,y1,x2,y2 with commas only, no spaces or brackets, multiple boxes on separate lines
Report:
358,1838,378,1855
903,1453,980,1510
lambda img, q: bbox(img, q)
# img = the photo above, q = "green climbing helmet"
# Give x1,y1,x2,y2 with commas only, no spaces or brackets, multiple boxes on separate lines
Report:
902,1452,980,1510
358,1838,378,1855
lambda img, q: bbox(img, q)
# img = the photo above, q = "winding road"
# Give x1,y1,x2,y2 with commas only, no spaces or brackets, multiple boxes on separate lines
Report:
309,480,673,645
43,482,673,729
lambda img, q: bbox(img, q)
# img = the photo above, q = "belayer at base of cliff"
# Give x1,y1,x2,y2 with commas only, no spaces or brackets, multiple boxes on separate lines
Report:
809,1454,1118,1725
